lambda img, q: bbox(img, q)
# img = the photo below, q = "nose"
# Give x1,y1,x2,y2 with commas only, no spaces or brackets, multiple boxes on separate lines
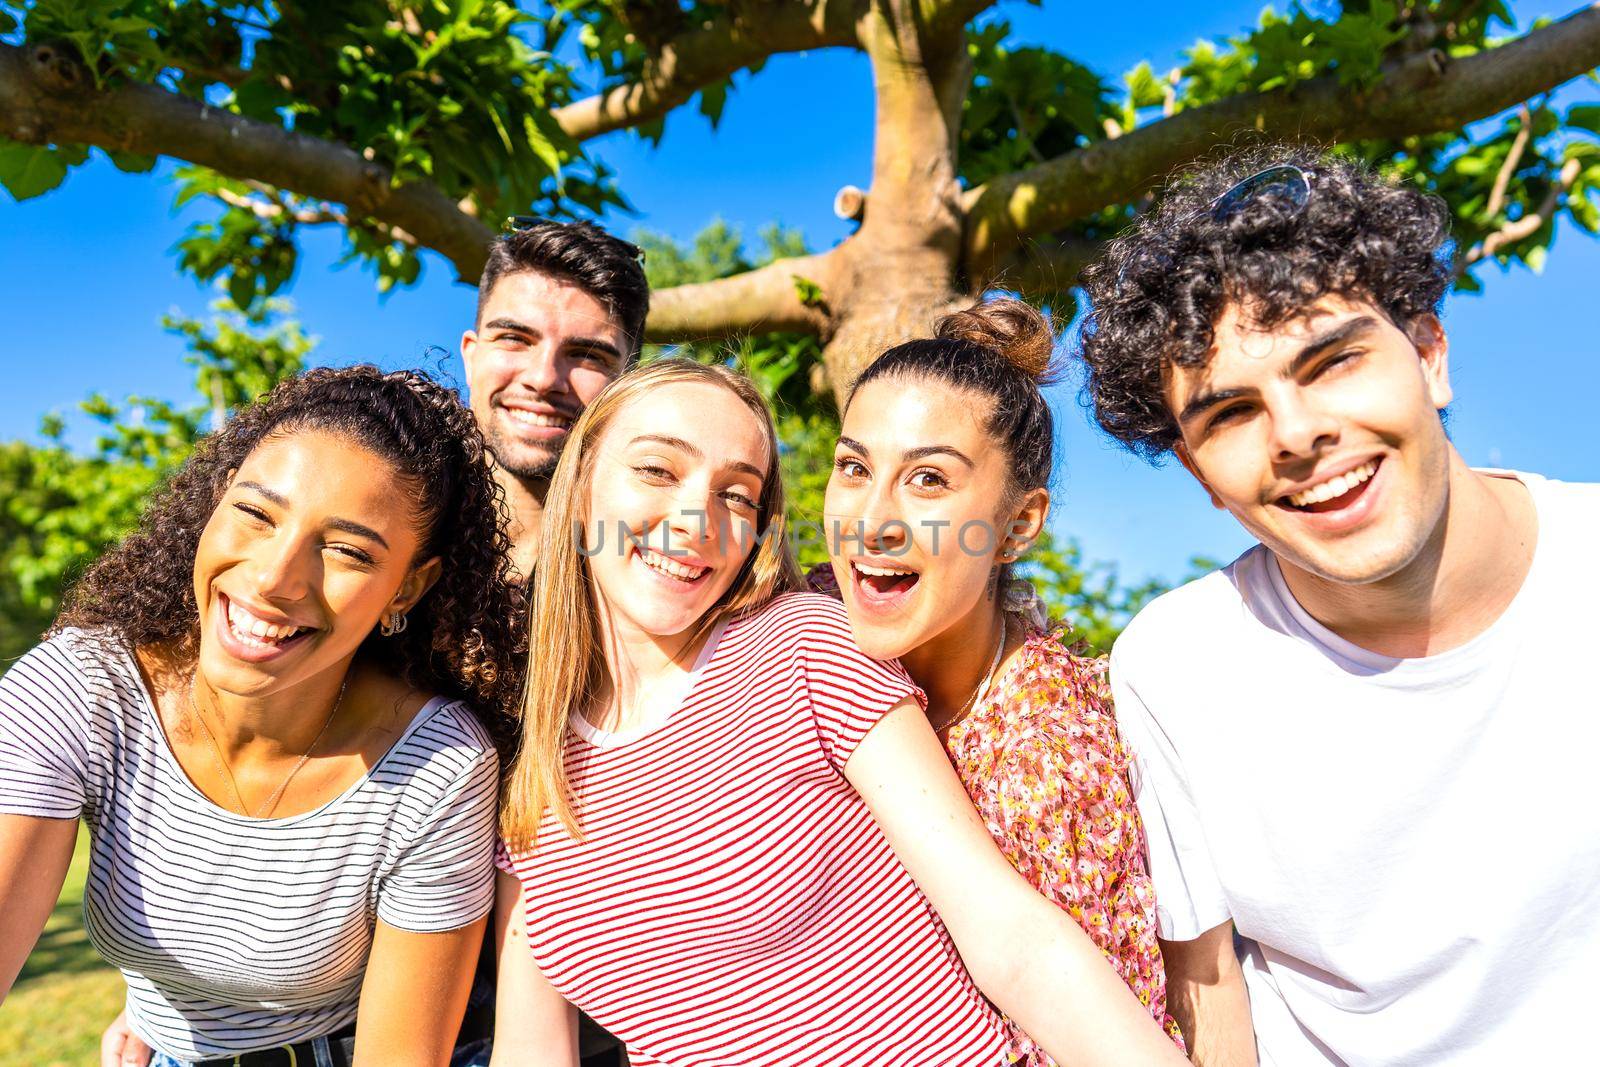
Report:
1267,388,1340,461
519,343,565,397
247,532,315,605
857,481,909,554
665,480,723,549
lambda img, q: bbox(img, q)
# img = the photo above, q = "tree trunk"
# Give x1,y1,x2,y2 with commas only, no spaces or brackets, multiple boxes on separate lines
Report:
814,1,976,405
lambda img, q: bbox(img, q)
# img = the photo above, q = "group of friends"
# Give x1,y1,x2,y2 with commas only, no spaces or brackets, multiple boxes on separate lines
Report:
1,144,1595,1067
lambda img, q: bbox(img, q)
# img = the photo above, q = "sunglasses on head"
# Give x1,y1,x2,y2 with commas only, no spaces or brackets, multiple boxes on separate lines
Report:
501,215,647,264
1115,164,1316,288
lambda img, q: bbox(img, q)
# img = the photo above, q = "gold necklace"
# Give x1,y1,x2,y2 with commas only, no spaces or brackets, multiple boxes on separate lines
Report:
187,673,350,819
931,614,1009,734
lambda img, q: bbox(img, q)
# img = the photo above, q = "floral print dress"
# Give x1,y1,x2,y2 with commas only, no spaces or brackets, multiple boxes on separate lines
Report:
809,567,1186,1061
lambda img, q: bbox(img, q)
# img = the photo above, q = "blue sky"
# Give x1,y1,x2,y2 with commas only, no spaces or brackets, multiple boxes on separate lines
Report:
2,1,1597,587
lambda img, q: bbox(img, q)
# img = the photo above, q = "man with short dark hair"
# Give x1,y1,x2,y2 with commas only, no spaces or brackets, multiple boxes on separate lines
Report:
1079,147,1600,1065
461,219,649,575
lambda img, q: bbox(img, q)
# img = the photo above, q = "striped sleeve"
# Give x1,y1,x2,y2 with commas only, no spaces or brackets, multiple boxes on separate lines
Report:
0,636,97,820
376,707,500,933
791,594,925,771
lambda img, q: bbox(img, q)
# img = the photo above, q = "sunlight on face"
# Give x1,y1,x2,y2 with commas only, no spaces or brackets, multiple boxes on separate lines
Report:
582,382,771,653
1168,293,1454,586
461,271,630,481
192,430,428,698
824,376,1020,660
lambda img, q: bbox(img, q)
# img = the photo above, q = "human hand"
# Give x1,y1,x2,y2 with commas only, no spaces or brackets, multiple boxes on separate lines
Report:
100,1011,152,1067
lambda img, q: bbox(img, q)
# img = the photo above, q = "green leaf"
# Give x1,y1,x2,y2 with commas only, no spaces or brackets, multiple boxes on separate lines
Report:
792,274,826,309
0,10,16,34
522,112,567,183
1568,104,1600,137
0,141,70,201
107,150,157,174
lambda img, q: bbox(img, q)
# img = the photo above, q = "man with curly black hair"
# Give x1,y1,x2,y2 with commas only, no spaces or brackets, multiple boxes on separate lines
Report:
1078,145,1600,1065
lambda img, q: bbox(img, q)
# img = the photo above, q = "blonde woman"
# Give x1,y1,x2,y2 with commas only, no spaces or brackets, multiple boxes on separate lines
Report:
487,359,1187,1067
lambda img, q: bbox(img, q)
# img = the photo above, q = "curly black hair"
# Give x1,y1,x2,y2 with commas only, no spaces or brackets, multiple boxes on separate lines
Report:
1078,144,1453,459
53,365,526,743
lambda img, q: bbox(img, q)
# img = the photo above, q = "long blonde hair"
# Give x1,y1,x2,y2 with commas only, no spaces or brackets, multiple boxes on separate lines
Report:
500,359,801,848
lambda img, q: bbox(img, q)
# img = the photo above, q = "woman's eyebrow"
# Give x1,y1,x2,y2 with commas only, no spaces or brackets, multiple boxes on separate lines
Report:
235,480,389,548
901,445,974,468
236,480,288,506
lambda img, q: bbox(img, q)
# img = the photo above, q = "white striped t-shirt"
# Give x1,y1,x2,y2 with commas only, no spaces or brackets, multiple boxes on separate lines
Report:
0,628,499,1061
499,593,1011,1067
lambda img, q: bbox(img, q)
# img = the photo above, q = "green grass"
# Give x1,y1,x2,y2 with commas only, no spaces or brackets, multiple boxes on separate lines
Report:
1,829,125,1067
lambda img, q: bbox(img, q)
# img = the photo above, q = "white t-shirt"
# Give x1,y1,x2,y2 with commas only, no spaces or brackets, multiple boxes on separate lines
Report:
1111,471,1600,1066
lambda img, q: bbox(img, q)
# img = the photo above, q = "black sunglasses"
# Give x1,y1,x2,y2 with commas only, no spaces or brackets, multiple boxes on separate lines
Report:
501,214,647,264
1204,164,1314,224
1116,164,1316,288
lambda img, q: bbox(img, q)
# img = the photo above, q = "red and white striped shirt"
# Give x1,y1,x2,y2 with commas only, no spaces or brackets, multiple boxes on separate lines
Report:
499,593,1010,1066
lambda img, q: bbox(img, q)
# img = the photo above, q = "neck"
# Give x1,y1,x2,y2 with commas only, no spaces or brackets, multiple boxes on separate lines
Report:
589,608,710,734
1278,455,1537,657
496,465,548,579
898,588,1007,728
191,658,354,759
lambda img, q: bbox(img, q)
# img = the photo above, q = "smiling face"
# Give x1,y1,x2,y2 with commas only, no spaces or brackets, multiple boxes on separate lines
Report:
461,270,631,483
192,429,437,698
582,381,772,651
1168,292,1454,586
824,376,1046,660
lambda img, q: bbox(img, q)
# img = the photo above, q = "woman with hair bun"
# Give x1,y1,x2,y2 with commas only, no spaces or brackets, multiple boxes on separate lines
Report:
489,357,1187,1067
816,297,1186,1060
0,366,523,1066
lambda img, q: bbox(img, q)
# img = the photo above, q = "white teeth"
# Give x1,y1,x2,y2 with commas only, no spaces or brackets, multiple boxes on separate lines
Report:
855,563,914,578
225,600,305,646
504,409,570,429
638,548,707,582
1288,460,1378,508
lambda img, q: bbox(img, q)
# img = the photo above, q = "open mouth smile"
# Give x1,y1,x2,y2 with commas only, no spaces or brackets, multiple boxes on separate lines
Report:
634,546,711,585
1278,457,1382,514
850,559,921,611
215,592,318,662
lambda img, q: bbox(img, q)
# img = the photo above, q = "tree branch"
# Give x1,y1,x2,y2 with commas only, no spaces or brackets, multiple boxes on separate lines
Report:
645,253,837,344
211,186,421,247
0,42,495,280
1458,157,1582,272
963,3,1600,276
1485,103,1533,220
988,233,1106,299
553,1,865,142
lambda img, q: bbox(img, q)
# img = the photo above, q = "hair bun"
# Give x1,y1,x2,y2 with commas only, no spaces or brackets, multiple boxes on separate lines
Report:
935,296,1057,382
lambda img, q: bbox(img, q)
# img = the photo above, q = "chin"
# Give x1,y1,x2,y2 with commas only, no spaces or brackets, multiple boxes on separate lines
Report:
839,606,918,661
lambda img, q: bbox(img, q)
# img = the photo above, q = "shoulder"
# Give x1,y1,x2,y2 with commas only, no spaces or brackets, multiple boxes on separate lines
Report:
1112,548,1265,672
726,591,853,653
2,627,133,712
1516,469,1600,525
389,697,499,785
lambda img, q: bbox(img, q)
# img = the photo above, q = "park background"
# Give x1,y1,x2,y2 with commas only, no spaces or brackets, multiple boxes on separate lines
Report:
2,0,1598,1062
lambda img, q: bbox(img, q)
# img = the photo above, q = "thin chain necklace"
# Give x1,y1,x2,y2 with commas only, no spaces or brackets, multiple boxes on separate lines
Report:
931,614,1009,734
187,672,350,819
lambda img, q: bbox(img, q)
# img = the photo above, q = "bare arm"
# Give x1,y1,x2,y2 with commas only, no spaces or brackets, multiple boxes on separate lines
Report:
488,870,579,1067
843,700,1189,1067
352,916,486,1066
1162,922,1258,1067
0,813,77,1002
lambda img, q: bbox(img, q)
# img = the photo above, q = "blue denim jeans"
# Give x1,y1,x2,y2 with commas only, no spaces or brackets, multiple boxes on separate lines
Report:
150,1035,345,1067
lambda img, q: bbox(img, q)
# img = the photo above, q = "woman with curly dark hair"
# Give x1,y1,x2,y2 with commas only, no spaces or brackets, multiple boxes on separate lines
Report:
0,366,525,1067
